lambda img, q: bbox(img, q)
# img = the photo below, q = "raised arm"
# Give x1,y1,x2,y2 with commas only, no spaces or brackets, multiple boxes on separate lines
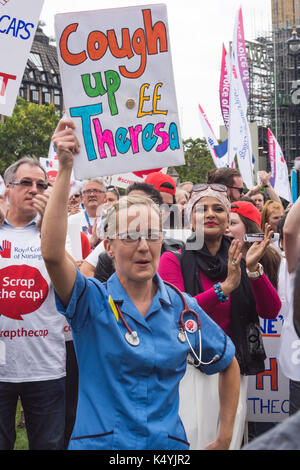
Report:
257,171,282,204
41,118,80,306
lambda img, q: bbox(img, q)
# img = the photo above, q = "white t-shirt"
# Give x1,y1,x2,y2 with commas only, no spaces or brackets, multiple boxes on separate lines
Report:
68,210,97,240
84,240,105,268
0,221,66,382
278,260,300,381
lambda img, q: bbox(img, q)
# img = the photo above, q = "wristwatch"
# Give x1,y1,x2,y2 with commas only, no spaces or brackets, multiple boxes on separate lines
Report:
246,262,264,279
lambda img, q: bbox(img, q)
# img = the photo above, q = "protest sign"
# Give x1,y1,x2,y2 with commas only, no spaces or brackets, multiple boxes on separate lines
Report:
55,4,185,180
110,168,167,189
40,157,58,186
0,0,44,116
247,315,289,422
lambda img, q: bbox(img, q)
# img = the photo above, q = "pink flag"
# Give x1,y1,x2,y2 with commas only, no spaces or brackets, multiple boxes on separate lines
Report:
219,44,231,129
227,7,253,188
268,129,292,202
235,8,249,103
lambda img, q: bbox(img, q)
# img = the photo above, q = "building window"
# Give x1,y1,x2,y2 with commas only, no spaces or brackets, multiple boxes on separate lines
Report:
30,85,39,103
42,87,51,104
29,52,44,72
53,89,61,107
52,74,59,84
28,69,35,80
19,85,26,99
41,72,47,82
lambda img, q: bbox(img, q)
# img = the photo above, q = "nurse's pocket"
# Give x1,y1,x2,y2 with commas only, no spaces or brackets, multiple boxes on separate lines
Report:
167,434,190,450
68,430,114,450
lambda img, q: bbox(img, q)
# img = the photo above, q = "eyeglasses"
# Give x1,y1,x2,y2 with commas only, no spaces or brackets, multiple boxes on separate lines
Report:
114,230,163,245
227,186,244,195
10,179,48,192
192,184,227,193
71,193,81,198
82,189,105,195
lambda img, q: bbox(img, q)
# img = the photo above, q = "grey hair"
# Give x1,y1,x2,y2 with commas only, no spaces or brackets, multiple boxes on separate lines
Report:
82,177,105,190
102,195,161,239
4,157,47,184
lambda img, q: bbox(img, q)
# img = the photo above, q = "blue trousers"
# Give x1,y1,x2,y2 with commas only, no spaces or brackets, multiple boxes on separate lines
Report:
0,377,66,450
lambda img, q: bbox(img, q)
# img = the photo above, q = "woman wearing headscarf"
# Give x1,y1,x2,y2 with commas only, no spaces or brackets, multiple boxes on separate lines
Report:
158,184,282,449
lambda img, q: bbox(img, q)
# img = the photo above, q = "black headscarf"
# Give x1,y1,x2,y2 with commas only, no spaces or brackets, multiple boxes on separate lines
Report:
180,234,266,376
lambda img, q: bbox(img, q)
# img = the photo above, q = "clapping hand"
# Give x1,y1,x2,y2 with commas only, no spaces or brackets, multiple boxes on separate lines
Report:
246,223,273,272
258,170,271,186
221,239,243,295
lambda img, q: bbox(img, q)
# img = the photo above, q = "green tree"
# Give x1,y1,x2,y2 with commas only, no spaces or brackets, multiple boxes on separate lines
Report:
176,137,216,184
0,98,60,175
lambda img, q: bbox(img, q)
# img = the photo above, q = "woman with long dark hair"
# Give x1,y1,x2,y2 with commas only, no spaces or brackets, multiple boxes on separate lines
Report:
158,186,281,449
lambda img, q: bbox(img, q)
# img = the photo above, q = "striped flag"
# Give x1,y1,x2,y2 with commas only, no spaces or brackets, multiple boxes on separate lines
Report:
227,7,253,188
268,128,292,202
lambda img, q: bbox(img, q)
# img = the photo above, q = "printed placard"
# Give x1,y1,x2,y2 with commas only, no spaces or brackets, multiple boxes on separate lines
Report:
110,167,167,189
0,0,44,116
247,316,290,422
55,4,185,179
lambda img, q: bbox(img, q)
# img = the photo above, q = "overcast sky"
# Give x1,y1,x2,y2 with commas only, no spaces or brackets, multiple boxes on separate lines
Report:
40,0,272,141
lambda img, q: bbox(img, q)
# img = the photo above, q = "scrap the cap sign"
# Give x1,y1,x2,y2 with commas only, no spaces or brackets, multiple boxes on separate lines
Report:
55,4,185,179
0,0,44,116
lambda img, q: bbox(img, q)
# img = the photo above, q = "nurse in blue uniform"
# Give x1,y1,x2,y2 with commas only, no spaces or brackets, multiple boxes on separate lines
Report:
40,119,240,451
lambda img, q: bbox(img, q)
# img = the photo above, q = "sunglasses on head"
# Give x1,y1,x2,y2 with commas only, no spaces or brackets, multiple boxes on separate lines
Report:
106,185,119,193
192,183,227,193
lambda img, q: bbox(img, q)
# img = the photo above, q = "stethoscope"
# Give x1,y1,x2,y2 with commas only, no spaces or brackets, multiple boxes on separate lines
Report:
111,281,220,367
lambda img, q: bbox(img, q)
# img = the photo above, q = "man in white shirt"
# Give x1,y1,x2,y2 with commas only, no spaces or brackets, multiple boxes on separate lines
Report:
0,157,66,450
68,178,106,250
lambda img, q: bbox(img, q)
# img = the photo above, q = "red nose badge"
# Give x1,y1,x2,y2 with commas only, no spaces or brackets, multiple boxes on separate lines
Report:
185,319,197,334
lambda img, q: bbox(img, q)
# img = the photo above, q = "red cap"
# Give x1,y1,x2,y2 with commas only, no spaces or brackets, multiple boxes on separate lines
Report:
230,201,261,226
144,172,176,195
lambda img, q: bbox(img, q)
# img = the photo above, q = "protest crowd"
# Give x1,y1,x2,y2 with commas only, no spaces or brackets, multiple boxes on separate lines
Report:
0,118,299,452
1,0,300,454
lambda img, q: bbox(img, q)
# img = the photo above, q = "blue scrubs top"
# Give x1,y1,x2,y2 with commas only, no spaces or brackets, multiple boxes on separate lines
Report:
55,270,235,450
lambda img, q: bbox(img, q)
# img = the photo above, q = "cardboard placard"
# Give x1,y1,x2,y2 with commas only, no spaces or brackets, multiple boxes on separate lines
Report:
55,4,185,179
0,0,44,116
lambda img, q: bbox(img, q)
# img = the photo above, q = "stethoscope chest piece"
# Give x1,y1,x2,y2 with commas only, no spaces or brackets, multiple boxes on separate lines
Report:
125,331,140,347
178,329,186,343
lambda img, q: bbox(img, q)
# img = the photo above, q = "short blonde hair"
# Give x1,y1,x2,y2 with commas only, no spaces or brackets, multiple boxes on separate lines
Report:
102,195,161,239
